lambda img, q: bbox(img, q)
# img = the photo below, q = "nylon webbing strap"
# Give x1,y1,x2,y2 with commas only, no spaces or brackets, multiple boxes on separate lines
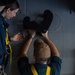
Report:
46,66,51,75
31,65,38,75
31,65,51,75
6,28,12,75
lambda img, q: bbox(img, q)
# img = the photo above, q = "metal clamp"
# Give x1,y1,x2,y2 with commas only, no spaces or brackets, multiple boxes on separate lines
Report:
0,65,7,75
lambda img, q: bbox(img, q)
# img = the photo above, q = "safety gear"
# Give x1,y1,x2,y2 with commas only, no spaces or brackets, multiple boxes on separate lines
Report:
0,65,7,75
31,65,51,75
5,28,12,75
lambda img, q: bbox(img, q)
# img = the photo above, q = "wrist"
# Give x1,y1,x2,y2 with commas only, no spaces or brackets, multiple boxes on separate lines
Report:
28,35,33,39
44,36,49,41
28,34,35,39
44,36,49,39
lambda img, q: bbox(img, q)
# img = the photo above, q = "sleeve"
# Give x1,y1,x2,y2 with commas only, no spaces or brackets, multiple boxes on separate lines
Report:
18,57,29,72
0,22,6,53
18,57,33,75
0,20,3,51
49,56,62,75
0,21,5,64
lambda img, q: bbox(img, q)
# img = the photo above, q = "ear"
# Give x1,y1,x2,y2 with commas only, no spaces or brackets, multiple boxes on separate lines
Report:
6,8,11,13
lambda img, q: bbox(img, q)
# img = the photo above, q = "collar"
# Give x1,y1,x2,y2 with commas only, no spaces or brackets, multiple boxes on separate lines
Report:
0,12,9,28
34,63,47,69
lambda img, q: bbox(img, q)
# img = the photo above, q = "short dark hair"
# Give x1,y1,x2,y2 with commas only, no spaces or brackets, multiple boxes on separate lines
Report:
4,1,19,11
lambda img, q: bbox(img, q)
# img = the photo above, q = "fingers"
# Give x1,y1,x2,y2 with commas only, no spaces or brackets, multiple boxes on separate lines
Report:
41,31,48,36
41,31,49,39
12,32,25,41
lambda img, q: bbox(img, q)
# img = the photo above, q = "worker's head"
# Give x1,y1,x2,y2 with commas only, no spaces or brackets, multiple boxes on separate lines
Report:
33,39,51,63
0,0,16,11
2,1,19,19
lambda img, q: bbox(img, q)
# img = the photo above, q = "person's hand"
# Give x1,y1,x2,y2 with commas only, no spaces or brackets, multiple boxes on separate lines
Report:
11,32,25,41
28,30,36,38
41,31,49,39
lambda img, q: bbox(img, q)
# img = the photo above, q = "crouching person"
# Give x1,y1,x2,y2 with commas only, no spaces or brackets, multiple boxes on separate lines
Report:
18,30,62,75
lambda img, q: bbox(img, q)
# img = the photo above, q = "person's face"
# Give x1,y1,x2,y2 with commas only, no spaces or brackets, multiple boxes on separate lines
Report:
5,8,19,19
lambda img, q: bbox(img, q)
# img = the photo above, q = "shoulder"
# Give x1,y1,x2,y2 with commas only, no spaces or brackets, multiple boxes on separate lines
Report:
48,56,62,70
18,57,32,75
18,56,29,69
48,56,62,75
18,57,29,64
51,56,62,63
0,14,3,27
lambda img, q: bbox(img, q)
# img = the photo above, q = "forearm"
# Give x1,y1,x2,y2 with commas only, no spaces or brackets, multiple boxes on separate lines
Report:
19,30,35,58
44,37,60,57
20,37,32,58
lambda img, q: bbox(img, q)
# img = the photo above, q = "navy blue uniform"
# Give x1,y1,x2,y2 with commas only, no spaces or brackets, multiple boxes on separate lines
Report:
0,13,9,64
18,56,62,75
0,12,10,75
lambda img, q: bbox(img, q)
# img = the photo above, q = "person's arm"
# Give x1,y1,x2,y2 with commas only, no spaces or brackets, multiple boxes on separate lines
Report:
41,31,60,57
20,30,36,58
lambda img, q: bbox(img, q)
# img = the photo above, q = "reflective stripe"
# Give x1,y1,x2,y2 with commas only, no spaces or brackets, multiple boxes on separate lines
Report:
31,65,51,75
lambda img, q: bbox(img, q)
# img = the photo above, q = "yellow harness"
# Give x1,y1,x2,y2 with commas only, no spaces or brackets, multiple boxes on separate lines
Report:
31,65,51,75
6,28,12,75
6,28,12,65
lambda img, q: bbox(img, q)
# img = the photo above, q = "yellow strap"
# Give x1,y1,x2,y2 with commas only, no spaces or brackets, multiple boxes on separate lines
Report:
6,28,12,64
46,66,51,75
6,29,9,45
31,65,51,75
31,65,38,75
6,28,12,75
